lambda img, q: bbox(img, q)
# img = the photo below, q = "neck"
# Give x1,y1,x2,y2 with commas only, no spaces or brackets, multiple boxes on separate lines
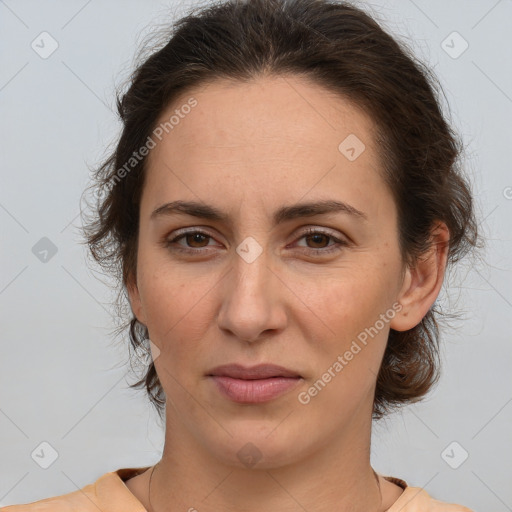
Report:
148,404,384,512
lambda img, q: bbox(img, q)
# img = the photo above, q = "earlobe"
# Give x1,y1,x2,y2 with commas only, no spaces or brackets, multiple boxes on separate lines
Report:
126,275,147,325
390,222,450,332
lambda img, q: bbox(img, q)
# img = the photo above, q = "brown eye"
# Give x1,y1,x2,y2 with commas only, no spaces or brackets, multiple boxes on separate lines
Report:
305,232,330,249
164,229,220,254
294,228,348,256
183,232,210,248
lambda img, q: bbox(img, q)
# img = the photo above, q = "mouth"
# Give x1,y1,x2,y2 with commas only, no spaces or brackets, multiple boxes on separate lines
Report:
208,363,302,380
207,363,303,403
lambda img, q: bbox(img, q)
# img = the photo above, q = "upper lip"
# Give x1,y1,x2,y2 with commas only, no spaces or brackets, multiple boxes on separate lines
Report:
208,363,302,379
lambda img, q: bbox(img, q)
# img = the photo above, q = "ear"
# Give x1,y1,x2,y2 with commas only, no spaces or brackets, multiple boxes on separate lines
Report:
390,222,450,331
126,273,147,325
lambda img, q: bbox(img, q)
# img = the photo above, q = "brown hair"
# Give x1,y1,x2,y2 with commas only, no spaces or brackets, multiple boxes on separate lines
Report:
81,0,480,421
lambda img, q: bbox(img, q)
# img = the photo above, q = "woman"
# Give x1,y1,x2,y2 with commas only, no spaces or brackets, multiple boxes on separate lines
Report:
1,0,479,510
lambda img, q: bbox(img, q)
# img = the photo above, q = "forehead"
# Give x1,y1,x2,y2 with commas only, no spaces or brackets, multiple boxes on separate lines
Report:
153,74,377,153
142,74,389,221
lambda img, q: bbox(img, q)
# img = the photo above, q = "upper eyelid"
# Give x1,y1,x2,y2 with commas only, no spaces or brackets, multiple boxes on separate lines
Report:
170,228,221,245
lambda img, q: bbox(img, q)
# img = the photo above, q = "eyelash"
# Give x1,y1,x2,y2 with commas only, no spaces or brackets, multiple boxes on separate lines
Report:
163,227,348,256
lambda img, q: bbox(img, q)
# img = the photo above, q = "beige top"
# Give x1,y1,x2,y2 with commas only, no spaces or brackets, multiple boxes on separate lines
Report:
0,466,474,511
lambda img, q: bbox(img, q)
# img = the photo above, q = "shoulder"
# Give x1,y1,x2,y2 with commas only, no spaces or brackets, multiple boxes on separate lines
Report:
389,485,474,512
0,482,97,511
0,467,149,511
429,495,475,512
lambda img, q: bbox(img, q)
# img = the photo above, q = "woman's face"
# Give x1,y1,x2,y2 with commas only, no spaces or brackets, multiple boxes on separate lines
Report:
128,75,416,468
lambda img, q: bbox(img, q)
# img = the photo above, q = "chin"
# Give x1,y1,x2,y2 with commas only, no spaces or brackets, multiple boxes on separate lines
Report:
203,423,317,470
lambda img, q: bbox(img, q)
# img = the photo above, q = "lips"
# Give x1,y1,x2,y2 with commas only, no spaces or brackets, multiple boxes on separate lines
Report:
207,363,303,403
207,363,301,380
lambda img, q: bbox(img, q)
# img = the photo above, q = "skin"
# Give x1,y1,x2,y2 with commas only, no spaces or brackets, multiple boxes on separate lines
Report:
125,74,449,511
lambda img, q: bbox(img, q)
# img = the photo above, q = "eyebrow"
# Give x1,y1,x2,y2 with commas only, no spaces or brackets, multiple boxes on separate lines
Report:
150,199,368,225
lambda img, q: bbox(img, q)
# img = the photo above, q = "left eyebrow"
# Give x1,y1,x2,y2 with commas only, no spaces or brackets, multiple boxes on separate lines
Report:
150,199,368,225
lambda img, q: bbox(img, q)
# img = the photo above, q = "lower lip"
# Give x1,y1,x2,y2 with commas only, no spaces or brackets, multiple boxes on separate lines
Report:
210,376,302,403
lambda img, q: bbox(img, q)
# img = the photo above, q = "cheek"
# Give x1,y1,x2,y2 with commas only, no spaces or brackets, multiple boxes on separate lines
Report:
137,259,204,345
137,255,231,383
294,264,391,339
291,258,399,381
295,277,392,413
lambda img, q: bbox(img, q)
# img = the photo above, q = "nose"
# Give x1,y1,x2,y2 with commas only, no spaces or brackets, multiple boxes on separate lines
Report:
217,247,287,343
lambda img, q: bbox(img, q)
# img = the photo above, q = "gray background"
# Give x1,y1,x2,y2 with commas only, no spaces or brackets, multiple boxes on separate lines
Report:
1,0,511,510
